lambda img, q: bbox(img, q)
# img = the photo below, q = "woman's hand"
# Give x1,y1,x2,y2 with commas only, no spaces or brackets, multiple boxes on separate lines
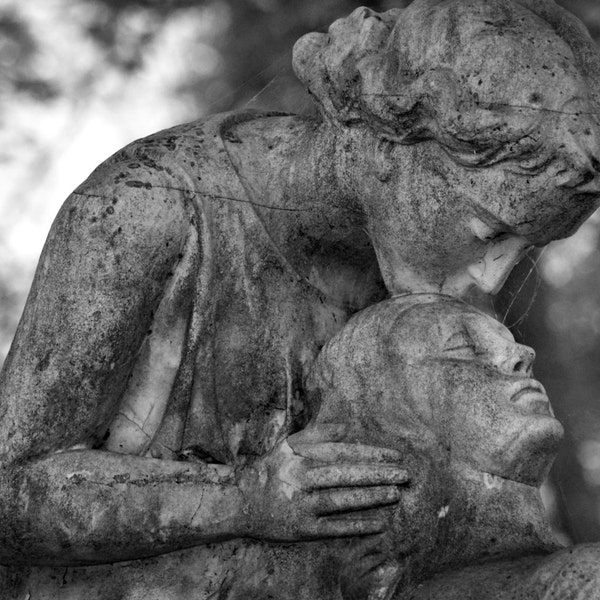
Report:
237,423,408,541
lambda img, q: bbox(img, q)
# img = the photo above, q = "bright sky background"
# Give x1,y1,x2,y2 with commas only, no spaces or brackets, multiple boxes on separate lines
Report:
0,0,229,356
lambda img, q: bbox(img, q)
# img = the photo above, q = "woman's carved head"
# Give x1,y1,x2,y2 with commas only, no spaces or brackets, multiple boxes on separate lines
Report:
293,0,600,174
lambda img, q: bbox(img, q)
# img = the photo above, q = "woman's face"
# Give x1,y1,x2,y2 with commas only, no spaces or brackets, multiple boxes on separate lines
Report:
365,137,600,297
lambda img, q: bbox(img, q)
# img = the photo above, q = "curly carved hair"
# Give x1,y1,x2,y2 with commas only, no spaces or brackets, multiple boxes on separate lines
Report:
293,0,600,171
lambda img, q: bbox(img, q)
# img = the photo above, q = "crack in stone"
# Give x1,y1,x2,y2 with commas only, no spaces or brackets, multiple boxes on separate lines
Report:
74,189,313,212
116,412,152,440
361,94,600,116
480,102,600,116
190,487,205,524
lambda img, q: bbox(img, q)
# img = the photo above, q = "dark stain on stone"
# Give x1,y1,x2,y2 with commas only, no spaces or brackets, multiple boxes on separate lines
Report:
36,350,52,372
143,159,164,171
68,473,86,485
223,130,243,144
529,92,542,103
125,181,153,189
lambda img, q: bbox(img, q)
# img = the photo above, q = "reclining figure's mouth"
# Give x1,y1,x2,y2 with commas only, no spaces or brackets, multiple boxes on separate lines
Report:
511,379,551,415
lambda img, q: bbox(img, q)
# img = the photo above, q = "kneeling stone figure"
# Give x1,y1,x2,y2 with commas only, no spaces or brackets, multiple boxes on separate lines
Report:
1,0,600,598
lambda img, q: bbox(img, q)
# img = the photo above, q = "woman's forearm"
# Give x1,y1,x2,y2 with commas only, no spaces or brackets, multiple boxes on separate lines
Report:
0,450,245,566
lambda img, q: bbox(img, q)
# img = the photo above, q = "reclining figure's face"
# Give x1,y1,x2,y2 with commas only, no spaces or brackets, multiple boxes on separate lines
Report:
311,297,563,487
309,297,563,562
401,303,564,486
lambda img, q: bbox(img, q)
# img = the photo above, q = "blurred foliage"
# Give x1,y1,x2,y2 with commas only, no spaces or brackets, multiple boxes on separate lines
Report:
1,0,600,544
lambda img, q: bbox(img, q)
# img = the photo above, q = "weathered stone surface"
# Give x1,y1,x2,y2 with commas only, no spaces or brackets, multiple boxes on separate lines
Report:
309,294,563,598
1,0,600,598
400,545,600,599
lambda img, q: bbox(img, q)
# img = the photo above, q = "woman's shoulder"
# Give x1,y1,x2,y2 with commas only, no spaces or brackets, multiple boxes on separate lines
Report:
74,110,293,199
105,110,293,165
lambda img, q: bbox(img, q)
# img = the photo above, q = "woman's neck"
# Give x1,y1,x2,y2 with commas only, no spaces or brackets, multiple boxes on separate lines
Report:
222,114,384,309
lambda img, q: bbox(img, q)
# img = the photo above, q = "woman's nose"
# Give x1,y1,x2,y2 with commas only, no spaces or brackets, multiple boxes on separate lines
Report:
467,235,531,295
350,6,376,19
558,121,600,192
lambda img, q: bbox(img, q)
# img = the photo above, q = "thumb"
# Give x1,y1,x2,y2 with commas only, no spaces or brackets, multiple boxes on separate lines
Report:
288,423,348,448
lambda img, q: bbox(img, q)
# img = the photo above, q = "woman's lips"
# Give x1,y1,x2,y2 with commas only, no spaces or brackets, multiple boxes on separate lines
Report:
511,380,551,415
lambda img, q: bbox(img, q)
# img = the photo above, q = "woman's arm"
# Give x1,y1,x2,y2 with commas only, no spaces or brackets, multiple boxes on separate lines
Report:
0,165,224,564
0,158,408,567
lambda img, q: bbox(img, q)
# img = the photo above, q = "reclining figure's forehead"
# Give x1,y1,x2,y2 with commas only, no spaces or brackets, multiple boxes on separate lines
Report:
321,295,500,361
383,299,490,356
392,302,516,362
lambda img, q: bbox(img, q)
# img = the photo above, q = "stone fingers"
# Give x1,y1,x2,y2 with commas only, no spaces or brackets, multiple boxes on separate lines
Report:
310,486,402,516
305,464,408,489
313,517,387,538
291,441,404,464
287,424,347,446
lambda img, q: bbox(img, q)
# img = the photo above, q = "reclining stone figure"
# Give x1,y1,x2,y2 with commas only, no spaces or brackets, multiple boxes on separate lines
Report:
309,294,593,599
214,294,600,598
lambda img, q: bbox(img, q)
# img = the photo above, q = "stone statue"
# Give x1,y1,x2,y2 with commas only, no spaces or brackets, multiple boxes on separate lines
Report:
309,294,567,599
310,294,600,599
210,294,597,599
1,0,600,597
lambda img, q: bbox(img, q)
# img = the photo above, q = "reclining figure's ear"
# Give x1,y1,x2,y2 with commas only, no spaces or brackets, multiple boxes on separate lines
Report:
340,535,401,600
375,136,396,183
